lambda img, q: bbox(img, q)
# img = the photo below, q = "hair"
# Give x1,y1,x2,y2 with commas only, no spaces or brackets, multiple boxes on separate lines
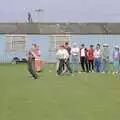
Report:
97,44,100,47
81,44,85,47
90,45,93,47
65,42,68,45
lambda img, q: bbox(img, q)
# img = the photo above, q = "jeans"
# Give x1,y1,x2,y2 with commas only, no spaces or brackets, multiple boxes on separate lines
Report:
102,59,109,72
113,60,119,73
71,55,79,72
94,58,101,72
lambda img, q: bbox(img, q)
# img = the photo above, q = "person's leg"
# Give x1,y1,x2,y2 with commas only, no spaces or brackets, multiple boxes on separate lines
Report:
74,56,78,72
102,59,105,72
88,60,91,72
57,59,64,75
94,59,96,72
114,60,117,73
113,60,116,73
35,59,41,72
38,59,41,72
31,59,39,79
72,55,75,73
56,60,59,71
113,60,119,73
104,59,108,72
91,60,94,71
85,58,89,72
65,59,72,73
106,59,109,73
116,60,119,73
76,56,79,72
81,57,85,72
28,59,33,75
104,59,108,73
98,58,101,72
95,58,99,72
28,59,38,79
89,60,93,72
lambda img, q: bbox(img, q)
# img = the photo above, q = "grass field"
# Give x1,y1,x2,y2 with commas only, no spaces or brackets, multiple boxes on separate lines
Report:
0,64,120,120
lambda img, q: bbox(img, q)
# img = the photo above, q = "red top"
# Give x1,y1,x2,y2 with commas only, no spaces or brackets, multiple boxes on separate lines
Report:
87,48,94,60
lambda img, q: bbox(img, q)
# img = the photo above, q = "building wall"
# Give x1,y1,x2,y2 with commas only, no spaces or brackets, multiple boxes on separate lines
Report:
0,34,120,63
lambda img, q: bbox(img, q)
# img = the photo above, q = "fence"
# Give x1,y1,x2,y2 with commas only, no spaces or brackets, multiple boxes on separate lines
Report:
0,34,120,63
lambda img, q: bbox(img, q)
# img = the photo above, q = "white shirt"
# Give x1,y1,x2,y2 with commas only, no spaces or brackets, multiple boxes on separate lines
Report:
80,48,85,57
56,49,64,59
56,49,69,59
94,49,101,58
63,49,69,59
71,47,79,56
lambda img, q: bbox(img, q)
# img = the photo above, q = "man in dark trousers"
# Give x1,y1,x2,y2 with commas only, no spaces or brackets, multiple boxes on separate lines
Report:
80,44,89,72
64,42,71,56
56,45,72,75
64,42,71,72
28,44,38,80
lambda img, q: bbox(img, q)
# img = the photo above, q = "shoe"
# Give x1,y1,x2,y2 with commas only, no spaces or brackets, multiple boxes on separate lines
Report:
56,73,58,76
113,72,115,75
72,74,74,76
102,71,105,74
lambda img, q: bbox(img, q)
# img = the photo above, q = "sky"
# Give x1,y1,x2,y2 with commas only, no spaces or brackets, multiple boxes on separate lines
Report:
0,0,120,22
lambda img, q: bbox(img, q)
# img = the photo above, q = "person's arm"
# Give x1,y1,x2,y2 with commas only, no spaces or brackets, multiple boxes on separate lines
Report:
31,51,37,58
94,50,96,58
77,48,80,55
79,48,81,57
119,52,120,60
56,50,61,60
99,49,102,58
70,48,73,55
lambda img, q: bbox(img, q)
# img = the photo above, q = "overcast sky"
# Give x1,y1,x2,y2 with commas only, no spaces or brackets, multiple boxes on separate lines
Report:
0,0,120,22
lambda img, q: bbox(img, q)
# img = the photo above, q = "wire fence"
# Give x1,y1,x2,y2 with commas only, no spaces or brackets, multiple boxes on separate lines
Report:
0,34,120,64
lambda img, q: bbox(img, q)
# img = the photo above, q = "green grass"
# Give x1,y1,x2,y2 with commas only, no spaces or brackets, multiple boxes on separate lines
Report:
0,64,120,120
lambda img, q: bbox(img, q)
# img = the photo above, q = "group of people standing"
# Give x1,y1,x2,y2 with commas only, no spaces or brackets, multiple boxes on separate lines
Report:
56,42,120,75
27,44,44,80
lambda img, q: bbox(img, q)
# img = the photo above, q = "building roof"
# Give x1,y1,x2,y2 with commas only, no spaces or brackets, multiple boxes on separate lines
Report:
0,23,119,34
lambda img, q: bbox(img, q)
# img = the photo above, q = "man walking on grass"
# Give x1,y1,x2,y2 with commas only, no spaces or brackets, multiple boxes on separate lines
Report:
27,44,38,80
